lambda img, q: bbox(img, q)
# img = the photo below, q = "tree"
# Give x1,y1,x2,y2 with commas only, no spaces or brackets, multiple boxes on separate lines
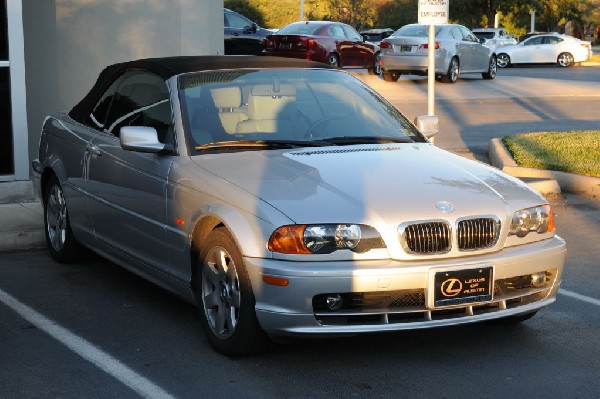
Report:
308,0,377,29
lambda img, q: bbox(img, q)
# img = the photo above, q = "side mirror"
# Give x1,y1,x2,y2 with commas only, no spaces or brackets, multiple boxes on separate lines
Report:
120,126,165,153
479,38,486,44
414,115,439,142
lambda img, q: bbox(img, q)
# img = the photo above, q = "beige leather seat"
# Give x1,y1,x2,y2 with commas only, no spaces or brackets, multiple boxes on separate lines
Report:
235,84,296,137
209,86,248,134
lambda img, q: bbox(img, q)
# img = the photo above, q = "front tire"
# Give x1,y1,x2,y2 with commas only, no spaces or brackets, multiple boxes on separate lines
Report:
497,53,511,68
440,57,459,83
43,175,85,262
195,227,271,357
482,55,497,80
382,71,400,82
557,52,574,67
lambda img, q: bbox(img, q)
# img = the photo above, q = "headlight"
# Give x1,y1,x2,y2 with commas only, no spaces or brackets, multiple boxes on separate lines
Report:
509,205,555,237
268,224,385,254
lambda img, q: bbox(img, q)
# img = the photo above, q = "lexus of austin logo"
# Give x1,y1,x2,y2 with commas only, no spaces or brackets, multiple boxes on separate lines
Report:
441,278,462,297
435,201,454,213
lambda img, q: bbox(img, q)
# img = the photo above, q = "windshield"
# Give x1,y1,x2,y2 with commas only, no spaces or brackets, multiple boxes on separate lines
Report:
178,69,425,153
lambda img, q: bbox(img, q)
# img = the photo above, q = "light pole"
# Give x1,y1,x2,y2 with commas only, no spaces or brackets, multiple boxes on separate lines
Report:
300,0,304,21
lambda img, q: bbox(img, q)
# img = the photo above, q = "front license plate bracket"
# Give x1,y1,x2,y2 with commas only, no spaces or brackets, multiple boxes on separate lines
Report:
432,266,493,308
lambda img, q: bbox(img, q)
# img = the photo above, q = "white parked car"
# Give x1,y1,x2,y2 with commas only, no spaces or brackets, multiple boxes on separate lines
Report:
472,28,517,51
496,33,592,68
379,23,497,83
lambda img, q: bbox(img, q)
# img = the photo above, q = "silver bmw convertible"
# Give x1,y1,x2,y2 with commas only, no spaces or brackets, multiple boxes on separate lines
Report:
32,56,566,356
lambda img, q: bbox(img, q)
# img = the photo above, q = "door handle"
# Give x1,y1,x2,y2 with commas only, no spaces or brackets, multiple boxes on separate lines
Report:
86,144,102,156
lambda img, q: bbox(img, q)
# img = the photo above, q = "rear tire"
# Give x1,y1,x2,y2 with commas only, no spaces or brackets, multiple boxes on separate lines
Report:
368,52,381,75
43,175,86,262
382,71,400,82
482,55,497,80
440,57,459,83
195,227,271,357
557,52,574,67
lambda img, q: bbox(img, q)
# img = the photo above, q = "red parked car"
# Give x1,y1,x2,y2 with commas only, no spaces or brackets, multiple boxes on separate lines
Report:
262,21,380,74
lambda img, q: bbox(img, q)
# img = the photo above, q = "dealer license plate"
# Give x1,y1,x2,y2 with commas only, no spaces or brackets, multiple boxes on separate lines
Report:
433,267,493,307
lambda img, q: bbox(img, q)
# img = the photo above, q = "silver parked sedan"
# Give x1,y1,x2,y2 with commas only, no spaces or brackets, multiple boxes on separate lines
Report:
379,23,497,83
33,56,565,357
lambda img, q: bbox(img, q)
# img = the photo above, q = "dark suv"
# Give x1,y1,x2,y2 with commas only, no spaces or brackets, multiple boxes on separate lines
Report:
224,8,272,55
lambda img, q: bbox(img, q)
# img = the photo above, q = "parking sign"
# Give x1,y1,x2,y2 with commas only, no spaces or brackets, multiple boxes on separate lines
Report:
418,0,449,24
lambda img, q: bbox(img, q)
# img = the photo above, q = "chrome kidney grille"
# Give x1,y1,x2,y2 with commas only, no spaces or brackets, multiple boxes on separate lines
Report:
401,221,451,254
457,217,501,251
399,217,500,254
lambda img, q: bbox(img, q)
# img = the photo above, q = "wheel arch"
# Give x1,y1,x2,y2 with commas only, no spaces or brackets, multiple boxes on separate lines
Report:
188,203,281,293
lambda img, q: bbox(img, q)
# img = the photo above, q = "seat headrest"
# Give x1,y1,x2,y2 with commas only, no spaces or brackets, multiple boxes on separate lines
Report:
210,86,242,109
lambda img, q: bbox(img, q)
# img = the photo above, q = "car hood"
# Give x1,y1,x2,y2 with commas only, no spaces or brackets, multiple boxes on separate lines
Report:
190,143,543,225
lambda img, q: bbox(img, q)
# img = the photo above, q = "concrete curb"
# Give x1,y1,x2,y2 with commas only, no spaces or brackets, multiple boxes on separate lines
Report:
489,138,600,197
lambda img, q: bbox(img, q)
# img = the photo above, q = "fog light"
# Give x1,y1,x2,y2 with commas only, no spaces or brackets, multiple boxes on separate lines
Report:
531,272,546,287
326,294,343,311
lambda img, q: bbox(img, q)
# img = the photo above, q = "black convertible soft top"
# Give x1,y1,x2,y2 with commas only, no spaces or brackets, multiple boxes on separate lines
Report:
69,55,333,124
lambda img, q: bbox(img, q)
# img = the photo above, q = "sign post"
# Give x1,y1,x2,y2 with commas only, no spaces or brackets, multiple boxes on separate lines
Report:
418,0,449,117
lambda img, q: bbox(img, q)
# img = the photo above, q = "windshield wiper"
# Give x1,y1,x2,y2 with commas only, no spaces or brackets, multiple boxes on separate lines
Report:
314,136,415,146
195,140,328,152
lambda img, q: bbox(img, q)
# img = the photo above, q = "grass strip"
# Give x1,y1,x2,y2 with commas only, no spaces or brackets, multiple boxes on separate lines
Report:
502,131,600,177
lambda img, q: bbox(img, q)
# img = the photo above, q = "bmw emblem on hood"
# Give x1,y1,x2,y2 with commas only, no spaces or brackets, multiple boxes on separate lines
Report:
435,201,454,213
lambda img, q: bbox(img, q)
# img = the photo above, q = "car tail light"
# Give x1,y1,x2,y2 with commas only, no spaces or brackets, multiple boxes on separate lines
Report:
420,42,440,50
379,41,392,49
262,38,272,48
296,37,316,51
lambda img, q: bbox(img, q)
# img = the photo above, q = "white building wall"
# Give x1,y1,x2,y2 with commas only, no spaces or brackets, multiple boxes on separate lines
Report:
22,0,223,173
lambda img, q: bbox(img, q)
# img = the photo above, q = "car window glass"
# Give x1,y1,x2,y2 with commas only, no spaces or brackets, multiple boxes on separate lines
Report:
226,12,252,30
450,27,463,40
459,26,477,42
394,25,442,37
525,36,544,45
545,36,562,44
103,71,171,142
179,69,425,149
342,24,362,41
278,23,321,35
329,24,345,38
89,75,123,130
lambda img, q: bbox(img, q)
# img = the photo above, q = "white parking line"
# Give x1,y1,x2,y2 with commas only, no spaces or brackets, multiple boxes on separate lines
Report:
0,288,176,399
559,289,600,307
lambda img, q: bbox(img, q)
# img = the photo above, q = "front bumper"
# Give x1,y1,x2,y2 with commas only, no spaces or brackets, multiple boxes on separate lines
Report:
245,236,566,337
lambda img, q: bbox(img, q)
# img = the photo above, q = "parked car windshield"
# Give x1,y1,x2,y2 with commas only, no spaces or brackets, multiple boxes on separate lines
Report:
392,25,442,37
178,69,425,152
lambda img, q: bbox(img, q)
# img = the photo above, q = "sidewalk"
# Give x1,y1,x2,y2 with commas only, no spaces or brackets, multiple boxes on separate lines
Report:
0,201,45,252
2,143,599,253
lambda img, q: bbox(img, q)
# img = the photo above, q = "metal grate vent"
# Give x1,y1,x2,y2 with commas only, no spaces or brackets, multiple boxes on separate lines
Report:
457,217,500,250
401,221,451,254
